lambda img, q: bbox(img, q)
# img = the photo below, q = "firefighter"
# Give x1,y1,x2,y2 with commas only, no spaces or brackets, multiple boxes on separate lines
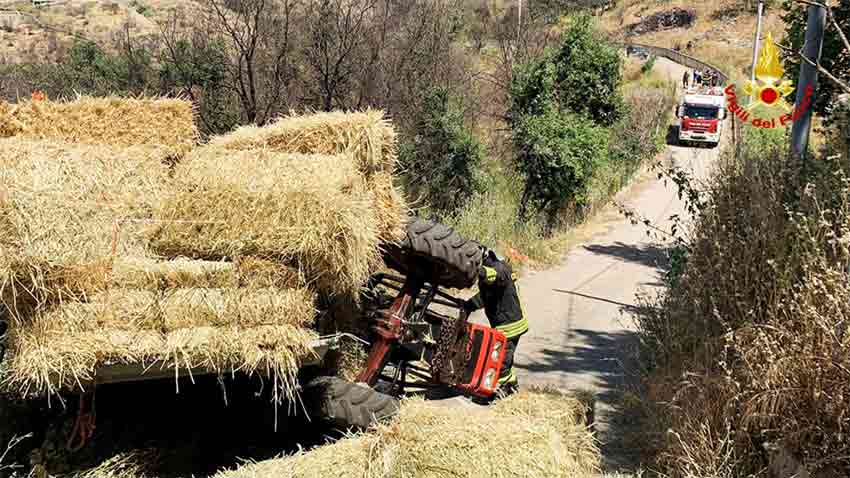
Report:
682,70,690,89
463,247,528,396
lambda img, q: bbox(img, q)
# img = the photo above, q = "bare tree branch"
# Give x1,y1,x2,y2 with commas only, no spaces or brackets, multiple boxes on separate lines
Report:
777,41,850,95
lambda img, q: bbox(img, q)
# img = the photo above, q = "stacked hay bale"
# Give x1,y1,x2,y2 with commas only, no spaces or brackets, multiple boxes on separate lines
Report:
214,389,601,478
0,96,197,159
146,149,382,294
1,98,404,400
207,110,407,242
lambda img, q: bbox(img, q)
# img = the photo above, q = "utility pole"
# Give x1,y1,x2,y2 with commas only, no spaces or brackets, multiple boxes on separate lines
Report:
749,0,765,103
791,4,827,160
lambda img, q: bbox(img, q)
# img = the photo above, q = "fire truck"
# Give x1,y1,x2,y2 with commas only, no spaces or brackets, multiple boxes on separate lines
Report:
676,91,726,148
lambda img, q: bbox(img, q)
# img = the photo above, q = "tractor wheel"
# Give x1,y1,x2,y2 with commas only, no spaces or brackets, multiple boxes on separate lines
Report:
382,218,482,289
304,377,400,430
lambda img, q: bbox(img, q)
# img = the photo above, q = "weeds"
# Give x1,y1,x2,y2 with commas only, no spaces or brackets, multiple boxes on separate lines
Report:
633,125,850,476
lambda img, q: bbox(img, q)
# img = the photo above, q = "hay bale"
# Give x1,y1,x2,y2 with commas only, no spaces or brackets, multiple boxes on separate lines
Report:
81,256,305,294
367,172,407,242
215,390,600,478
3,287,317,397
209,111,408,241
148,148,381,294
0,138,172,315
209,110,396,176
0,97,197,157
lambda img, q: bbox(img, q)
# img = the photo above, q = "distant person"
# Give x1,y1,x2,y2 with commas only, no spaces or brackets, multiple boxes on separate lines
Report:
694,70,702,85
682,70,690,89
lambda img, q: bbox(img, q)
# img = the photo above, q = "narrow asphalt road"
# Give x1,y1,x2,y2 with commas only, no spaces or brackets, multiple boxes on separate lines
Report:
471,57,722,470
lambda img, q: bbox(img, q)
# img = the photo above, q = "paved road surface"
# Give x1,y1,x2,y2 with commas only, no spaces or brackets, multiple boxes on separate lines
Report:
471,57,723,470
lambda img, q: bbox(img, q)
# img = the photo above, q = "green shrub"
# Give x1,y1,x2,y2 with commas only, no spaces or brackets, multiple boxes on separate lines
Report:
399,88,484,216
513,110,609,223
509,14,624,127
508,14,624,227
640,55,656,75
550,14,623,125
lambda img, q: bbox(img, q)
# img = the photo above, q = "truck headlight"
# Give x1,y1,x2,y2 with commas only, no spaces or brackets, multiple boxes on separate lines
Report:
490,341,502,362
483,368,496,390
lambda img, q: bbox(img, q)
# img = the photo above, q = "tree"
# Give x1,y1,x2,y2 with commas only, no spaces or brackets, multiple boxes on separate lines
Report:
302,0,380,111
199,0,298,125
508,14,621,225
399,88,484,215
782,0,850,114
513,109,609,224
159,11,238,134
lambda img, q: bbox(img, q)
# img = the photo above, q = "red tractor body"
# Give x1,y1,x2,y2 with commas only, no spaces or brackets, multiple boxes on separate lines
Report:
357,273,507,399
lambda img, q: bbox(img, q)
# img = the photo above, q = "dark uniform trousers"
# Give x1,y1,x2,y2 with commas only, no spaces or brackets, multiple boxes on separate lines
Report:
466,258,528,390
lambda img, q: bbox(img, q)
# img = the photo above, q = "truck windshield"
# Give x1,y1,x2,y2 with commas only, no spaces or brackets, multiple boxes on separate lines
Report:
684,105,719,119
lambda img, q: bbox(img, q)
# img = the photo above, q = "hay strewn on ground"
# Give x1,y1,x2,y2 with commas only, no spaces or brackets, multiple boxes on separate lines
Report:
208,110,407,241
215,389,600,478
148,148,381,295
0,96,197,157
4,287,317,397
0,138,171,315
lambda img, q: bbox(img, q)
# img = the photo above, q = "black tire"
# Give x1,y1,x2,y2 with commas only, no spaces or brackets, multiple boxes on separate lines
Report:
382,218,482,289
304,377,399,430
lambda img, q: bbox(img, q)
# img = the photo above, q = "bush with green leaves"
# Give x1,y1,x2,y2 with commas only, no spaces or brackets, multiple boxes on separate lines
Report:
509,14,622,225
510,14,624,126
399,88,484,215
641,55,656,75
513,109,609,224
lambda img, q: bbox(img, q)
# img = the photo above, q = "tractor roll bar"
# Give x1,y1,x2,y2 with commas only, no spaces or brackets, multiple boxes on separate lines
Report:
367,273,465,309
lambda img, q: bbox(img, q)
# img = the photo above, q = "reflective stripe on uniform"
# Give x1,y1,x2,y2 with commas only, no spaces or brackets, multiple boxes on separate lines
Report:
499,368,517,384
484,266,497,284
497,317,529,338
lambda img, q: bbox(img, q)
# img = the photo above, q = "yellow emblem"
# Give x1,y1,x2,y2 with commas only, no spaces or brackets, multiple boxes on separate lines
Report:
743,33,795,112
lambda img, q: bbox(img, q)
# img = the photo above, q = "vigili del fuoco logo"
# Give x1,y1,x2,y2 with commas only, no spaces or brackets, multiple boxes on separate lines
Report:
725,33,814,129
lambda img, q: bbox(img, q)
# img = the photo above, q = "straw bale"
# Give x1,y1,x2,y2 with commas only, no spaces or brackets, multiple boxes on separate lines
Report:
0,96,197,157
209,110,397,176
3,287,317,397
148,148,381,294
78,449,160,478
0,138,172,314
367,172,407,242
78,256,305,293
215,391,600,478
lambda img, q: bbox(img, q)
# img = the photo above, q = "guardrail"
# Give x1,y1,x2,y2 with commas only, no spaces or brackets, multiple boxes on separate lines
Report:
624,42,730,85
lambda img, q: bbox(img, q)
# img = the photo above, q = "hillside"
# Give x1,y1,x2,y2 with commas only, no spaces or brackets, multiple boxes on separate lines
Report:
599,0,786,81
0,0,200,63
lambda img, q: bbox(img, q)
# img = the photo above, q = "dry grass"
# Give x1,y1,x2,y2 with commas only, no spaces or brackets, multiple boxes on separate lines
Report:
0,96,197,157
634,128,850,476
4,286,317,397
600,0,786,79
215,388,600,478
0,138,172,315
147,148,382,295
